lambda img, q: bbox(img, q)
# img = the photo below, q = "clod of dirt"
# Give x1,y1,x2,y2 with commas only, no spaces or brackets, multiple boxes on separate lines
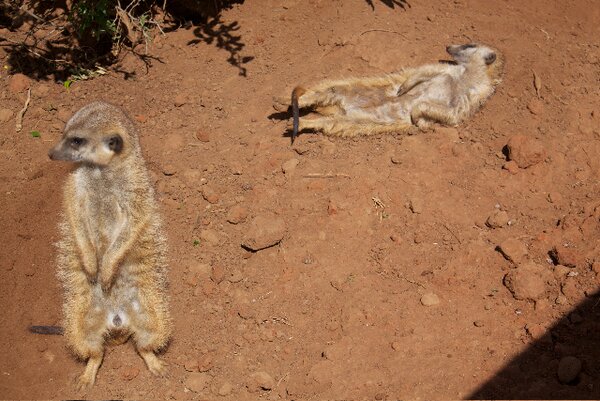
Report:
390,233,402,244
525,323,552,344
174,94,187,107
9,73,31,93
184,359,198,372
553,264,571,280
0,108,13,122
185,372,211,392
409,198,423,214
391,341,401,351
486,210,509,228
557,356,582,384
227,205,248,224
210,265,225,284
503,262,552,301
505,135,546,168
201,186,219,203
242,214,286,251
162,164,177,176
196,130,210,142
473,320,484,327
247,371,275,392
200,229,220,246
198,353,214,372
420,293,440,306
497,238,528,264
502,161,519,174
550,245,580,268
561,280,580,300
282,158,299,174
217,381,233,396
526,98,544,115
120,366,140,381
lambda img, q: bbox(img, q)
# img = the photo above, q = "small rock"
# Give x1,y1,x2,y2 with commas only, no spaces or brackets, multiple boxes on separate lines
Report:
120,366,140,381
196,130,210,142
391,341,402,351
200,229,219,246
247,371,275,392
390,233,402,244
553,264,571,280
185,372,211,392
550,245,580,268
525,323,552,344
0,108,13,122
210,265,225,284
473,320,484,327
504,262,551,301
218,381,233,396
282,158,299,174
227,205,248,224
547,192,563,204
502,160,519,174
390,155,402,164
9,73,31,93
162,164,177,176
420,293,440,306
497,238,528,264
561,280,580,300
174,94,187,107
409,198,423,214
327,199,338,215
557,356,582,384
505,135,546,168
486,210,509,228
202,186,219,204
241,214,286,251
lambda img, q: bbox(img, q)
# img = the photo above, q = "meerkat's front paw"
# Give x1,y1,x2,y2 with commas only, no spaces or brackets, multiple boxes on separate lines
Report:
140,350,168,377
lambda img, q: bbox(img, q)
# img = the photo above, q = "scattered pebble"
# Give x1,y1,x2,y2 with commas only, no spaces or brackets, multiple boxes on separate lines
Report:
185,372,211,392
486,210,509,228
473,320,484,327
196,130,210,142
227,205,248,224
550,245,580,268
420,293,440,306
0,108,13,122
409,198,423,214
525,323,552,344
174,94,187,107
503,262,551,301
505,135,546,168
241,214,286,251
390,233,402,244
557,356,581,384
282,158,299,174
247,371,275,392
9,73,31,93
497,238,528,264
390,155,402,164
202,186,219,204
391,341,401,351
162,164,177,176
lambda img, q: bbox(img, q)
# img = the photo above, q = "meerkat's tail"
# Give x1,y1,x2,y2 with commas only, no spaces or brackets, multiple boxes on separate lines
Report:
291,86,306,144
29,325,64,335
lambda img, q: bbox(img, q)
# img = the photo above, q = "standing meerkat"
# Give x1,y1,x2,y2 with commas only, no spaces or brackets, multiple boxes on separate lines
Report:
45,101,171,389
276,43,503,142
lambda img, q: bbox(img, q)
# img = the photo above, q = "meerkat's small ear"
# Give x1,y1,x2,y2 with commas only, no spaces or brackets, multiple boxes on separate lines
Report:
106,134,123,153
484,52,497,65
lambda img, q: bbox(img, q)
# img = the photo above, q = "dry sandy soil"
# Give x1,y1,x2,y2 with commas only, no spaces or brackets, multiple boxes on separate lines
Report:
1,0,600,399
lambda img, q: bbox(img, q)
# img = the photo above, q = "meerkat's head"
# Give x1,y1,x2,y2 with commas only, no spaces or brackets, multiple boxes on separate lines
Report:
446,43,504,84
48,102,140,167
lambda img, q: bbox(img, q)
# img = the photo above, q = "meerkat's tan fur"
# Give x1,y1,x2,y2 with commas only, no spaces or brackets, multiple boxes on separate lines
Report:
279,43,504,140
48,101,171,389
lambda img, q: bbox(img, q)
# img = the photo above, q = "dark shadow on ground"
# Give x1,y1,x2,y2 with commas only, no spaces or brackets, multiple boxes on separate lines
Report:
365,0,411,10
468,289,600,399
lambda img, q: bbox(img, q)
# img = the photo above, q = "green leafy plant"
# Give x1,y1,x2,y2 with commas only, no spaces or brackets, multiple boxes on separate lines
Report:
30,131,41,138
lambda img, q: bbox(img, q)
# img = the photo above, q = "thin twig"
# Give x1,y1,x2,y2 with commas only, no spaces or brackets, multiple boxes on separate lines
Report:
359,29,407,38
16,88,31,132
441,223,462,244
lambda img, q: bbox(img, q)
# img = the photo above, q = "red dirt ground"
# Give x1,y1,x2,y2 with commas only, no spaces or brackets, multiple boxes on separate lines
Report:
1,0,600,399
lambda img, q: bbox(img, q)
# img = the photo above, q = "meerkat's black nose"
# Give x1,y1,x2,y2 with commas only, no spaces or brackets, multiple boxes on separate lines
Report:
446,46,452,53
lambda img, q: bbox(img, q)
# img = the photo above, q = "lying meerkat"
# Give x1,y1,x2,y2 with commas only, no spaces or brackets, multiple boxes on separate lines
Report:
42,101,171,389
276,43,503,142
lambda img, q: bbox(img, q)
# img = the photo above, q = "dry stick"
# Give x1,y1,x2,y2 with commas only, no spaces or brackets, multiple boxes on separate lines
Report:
16,88,31,133
532,70,542,98
359,29,407,38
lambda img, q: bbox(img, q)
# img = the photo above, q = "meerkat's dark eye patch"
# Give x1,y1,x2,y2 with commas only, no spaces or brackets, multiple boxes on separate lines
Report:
484,52,497,65
106,134,123,153
461,44,477,50
69,137,87,148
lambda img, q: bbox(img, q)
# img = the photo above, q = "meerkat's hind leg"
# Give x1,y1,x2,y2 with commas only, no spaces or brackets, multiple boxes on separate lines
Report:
76,351,104,390
411,102,460,128
139,349,168,376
